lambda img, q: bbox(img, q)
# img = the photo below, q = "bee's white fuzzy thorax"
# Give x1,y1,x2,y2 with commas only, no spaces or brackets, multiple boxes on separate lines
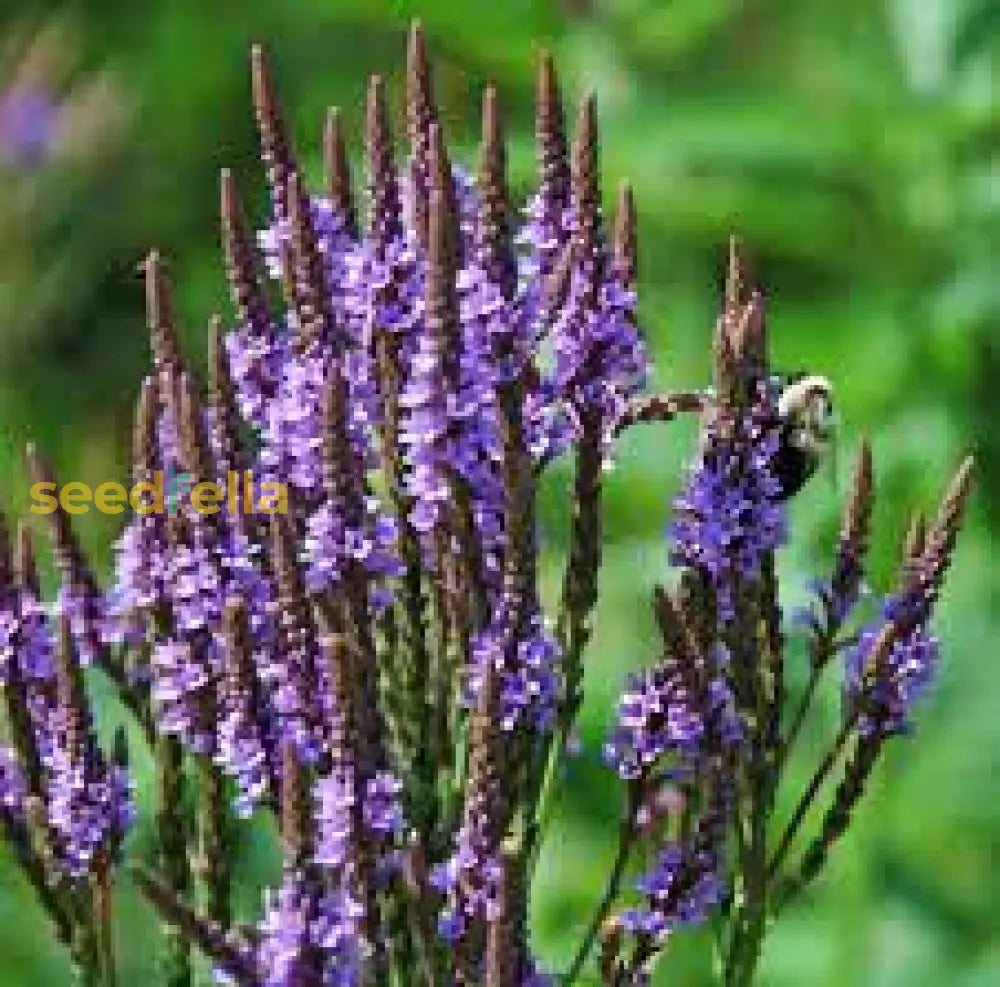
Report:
777,375,833,420
778,374,836,459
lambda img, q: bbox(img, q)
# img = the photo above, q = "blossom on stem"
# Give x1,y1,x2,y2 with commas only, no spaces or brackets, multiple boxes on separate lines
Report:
668,385,786,622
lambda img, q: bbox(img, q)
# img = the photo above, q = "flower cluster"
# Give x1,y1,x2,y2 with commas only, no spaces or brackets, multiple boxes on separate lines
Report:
0,24,972,987
668,381,787,622
0,535,132,883
596,260,971,983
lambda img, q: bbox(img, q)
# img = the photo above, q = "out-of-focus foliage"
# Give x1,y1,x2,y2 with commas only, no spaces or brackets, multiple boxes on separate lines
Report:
0,12,130,400
0,0,995,984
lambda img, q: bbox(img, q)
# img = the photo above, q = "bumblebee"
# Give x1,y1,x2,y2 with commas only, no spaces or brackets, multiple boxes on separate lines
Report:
773,373,836,501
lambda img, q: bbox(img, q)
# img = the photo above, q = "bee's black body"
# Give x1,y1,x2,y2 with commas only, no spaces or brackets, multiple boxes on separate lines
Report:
772,439,815,501
770,371,834,502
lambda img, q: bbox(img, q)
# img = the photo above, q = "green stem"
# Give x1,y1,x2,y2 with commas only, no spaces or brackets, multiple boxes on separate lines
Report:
155,734,192,987
776,664,821,776
767,713,857,884
563,806,637,985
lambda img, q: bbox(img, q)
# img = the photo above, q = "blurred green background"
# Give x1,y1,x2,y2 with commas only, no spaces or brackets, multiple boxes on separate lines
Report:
0,0,996,984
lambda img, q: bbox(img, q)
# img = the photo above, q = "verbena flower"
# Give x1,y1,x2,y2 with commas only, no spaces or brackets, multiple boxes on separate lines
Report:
254,869,365,987
0,27,972,987
620,842,726,940
605,646,741,782
466,608,561,732
669,383,786,621
845,591,942,737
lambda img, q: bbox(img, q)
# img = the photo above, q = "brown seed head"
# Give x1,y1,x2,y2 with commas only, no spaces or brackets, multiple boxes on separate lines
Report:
323,107,356,235
143,250,181,371
611,180,637,292
133,375,159,487
916,456,975,608
364,74,402,246
535,50,569,209
14,520,39,598
220,168,273,347
570,92,603,306
250,44,295,222
478,84,515,298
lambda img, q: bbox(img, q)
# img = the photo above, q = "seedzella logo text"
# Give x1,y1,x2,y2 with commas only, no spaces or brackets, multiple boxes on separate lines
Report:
29,466,289,516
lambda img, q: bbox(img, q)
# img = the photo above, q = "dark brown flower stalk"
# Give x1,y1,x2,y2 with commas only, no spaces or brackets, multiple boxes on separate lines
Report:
14,518,40,599
454,658,508,983
780,439,876,788
207,314,245,482
426,128,487,635
527,90,622,888
533,50,570,285
174,374,232,931
365,74,405,251
269,510,323,750
711,239,759,408
278,738,313,870
780,454,875,792
53,614,94,810
118,377,160,736
0,513,46,802
904,455,975,625
220,169,271,323
287,168,336,353
316,627,383,973
569,94,604,310
250,44,297,224
774,460,974,921
480,85,535,628
132,314,193,987
558,92,606,714
479,89,544,851
52,615,106,986
697,245,781,987
484,845,521,987
406,19,439,252
901,511,927,575
290,146,387,785
221,599,278,808
319,374,386,785
144,250,183,374
827,438,875,629
0,518,73,945
24,444,102,651
479,85,517,300
323,107,357,237
133,868,260,987
362,73,433,819
611,182,637,292
219,168,277,408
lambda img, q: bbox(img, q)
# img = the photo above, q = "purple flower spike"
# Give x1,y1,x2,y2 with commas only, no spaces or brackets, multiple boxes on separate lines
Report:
845,592,942,738
467,610,561,733
254,869,364,987
669,386,786,621
621,843,725,941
